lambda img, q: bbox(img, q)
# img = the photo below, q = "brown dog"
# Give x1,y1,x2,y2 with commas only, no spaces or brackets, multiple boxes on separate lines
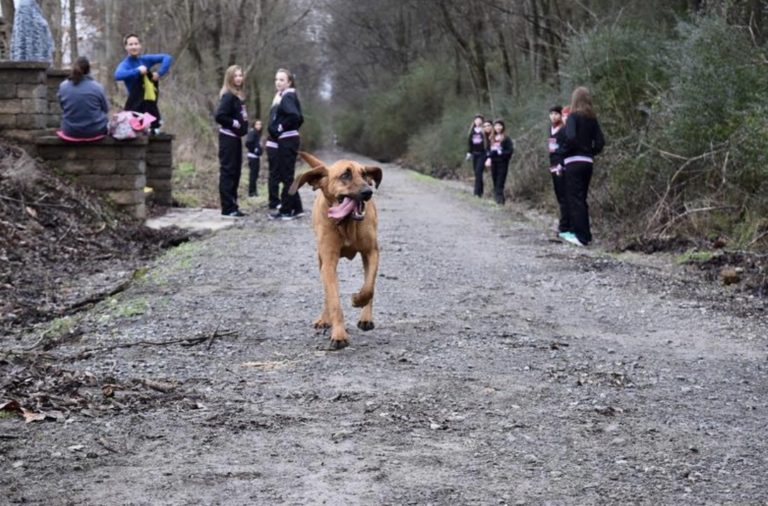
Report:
289,152,383,349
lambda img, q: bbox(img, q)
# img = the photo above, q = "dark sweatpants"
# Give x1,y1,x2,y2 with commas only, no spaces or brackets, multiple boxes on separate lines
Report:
275,137,303,215
490,160,510,205
247,156,260,196
551,172,570,233
563,162,593,244
266,145,280,209
472,153,486,197
218,133,242,214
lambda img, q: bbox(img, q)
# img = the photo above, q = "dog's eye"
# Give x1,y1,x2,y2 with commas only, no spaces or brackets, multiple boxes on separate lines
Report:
341,169,352,181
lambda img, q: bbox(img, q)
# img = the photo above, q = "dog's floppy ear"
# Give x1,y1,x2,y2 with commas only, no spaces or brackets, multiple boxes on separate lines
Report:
363,166,383,189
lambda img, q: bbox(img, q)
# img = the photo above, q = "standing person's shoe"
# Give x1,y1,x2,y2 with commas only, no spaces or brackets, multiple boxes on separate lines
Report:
292,210,306,218
563,233,586,247
223,210,246,218
269,210,295,221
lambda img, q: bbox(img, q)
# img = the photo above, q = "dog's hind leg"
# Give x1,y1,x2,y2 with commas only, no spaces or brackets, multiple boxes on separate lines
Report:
353,248,378,331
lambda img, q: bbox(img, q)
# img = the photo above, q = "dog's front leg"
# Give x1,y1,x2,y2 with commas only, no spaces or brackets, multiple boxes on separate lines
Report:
353,247,379,331
320,253,348,349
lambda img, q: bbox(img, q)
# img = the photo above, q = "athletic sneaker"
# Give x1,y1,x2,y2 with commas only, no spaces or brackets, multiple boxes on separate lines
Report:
563,233,586,247
269,211,295,221
292,210,306,218
222,210,246,218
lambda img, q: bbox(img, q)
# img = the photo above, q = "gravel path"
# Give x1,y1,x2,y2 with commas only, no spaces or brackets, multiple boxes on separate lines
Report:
3,151,767,505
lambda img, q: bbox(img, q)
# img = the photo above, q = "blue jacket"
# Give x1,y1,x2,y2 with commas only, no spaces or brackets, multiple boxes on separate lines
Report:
114,53,173,94
57,76,109,137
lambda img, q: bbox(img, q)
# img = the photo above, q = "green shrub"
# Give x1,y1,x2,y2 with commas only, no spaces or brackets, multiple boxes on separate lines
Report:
562,24,670,136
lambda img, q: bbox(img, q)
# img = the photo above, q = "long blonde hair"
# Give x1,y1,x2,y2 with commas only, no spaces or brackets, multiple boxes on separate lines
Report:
220,65,245,99
569,86,596,119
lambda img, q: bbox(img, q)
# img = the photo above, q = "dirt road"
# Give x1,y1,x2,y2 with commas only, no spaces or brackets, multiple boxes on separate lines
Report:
3,152,767,505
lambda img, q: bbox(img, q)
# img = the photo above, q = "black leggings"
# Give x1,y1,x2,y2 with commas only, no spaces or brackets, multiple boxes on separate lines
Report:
472,153,486,197
490,159,510,205
275,137,303,215
563,162,593,244
218,133,242,214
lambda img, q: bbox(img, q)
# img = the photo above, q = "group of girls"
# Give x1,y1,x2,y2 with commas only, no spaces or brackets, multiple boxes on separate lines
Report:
466,116,514,205
547,86,604,247
466,86,604,247
215,66,304,219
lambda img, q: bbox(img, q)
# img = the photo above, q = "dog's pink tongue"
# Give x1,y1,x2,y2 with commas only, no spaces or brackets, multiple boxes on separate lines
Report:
328,197,356,219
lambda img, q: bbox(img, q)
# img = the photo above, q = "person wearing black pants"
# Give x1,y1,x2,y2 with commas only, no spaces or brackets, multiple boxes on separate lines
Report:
466,114,489,197
558,87,605,246
266,140,280,209
268,68,304,220
215,65,249,217
548,105,570,234
487,119,514,205
245,120,263,197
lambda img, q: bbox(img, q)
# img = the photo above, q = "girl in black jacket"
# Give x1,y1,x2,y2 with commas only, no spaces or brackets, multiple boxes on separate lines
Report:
558,87,605,246
215,65,249,217
547,105,569,234
245,120,263,197
487,120,514,205
268,68,305,220
466,114,488,197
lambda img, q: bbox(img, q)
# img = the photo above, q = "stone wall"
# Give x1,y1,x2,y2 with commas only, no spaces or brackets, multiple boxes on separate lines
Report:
36,136,148,218
1,61,175,218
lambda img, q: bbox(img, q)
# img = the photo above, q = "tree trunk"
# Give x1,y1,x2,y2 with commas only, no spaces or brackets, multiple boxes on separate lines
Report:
69,0,78,62
1,0,14,28
41,0,62,67
749,0,764,44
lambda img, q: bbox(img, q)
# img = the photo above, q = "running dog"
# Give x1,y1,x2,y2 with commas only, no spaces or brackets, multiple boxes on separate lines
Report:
289,152,382,349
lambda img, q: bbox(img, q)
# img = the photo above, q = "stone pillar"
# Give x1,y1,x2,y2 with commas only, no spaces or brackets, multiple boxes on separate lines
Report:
146,133,174,206
36,136,149,219
0,61,50,148
45,68,67,130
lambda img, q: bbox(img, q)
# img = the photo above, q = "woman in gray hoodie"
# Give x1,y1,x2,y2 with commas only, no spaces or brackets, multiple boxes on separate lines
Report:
58,57,109,139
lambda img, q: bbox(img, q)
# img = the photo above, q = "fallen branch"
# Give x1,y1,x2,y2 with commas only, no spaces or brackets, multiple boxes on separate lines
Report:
71,329,237,360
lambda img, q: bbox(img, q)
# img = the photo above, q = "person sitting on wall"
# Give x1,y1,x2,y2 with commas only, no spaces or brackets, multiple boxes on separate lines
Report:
57,56,109,141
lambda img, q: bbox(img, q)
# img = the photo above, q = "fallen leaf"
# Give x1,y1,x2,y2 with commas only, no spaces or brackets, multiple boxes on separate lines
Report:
25,206,38,219
21,408,47,424
68,444,85,452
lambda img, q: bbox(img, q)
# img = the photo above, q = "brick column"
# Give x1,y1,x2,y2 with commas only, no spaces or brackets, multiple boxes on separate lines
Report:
0,61,50,148
146,133,174,206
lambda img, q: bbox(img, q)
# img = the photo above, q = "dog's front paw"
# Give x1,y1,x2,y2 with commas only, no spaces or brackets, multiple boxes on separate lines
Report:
329,338,349,350
313,319,331,330
357,320,375,331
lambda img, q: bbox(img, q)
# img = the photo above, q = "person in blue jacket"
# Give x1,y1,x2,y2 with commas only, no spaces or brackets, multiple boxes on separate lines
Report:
114,33,172,131
57,56,109,139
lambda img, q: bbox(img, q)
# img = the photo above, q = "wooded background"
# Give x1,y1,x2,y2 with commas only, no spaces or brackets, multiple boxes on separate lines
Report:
3,0,768,249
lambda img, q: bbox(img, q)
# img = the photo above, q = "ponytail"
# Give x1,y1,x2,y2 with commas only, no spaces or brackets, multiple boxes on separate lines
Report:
69,56,91,85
